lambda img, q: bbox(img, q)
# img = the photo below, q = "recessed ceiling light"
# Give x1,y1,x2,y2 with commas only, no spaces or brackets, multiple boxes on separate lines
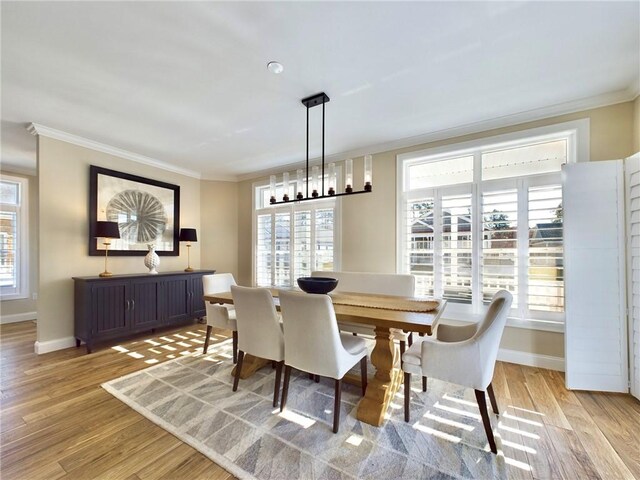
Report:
267,61,284,74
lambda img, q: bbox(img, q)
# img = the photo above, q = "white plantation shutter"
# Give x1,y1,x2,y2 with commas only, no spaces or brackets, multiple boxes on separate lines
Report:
626,154,640,400
254,201,337,287
441,193,473,304
403,196,436,297
564,160,627,392
481,188,518,305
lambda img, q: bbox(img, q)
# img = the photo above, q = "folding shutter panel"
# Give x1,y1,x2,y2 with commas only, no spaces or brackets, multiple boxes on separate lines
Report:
626,153,640,400
563,160,628,392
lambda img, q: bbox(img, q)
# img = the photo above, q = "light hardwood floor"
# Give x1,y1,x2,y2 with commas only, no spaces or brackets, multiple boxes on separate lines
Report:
1,321,639,479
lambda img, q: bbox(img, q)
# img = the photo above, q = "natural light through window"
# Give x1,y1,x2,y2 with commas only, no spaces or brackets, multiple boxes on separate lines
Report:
0,175,28,299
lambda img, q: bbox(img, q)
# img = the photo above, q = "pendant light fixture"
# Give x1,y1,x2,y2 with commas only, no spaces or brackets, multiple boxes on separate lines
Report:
270,92,373,205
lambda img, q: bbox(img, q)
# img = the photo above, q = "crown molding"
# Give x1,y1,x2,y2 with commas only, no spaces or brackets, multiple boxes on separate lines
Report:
0,163,37,177
27,123,201,179
236,87,638,182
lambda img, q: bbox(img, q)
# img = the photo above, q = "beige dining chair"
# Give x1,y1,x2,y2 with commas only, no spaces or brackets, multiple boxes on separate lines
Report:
401,290,513,454
202,273,237,361
278,290,368,433
231,285,285,407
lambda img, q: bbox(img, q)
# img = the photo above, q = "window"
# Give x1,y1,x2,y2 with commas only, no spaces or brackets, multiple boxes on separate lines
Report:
399,121,586,329
254,182,339,287
0,174,28,299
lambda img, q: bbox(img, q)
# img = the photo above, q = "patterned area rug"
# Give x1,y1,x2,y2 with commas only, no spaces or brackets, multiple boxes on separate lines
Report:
102,340,511,480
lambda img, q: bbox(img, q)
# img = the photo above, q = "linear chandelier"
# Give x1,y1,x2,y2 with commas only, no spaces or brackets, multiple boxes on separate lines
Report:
269,92,372,205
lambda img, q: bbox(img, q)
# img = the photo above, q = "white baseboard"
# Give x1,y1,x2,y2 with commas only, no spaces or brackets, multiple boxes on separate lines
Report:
498,348,564,372
0,311,37,324
34,336,76,355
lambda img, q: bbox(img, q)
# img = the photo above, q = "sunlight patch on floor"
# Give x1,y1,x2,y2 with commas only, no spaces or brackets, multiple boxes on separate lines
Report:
434,401,481,420
112,345,129,353
509,405,545,416
413,422,461,443
423,411,475,431
277,409,316,429
503,411,543,427
442,393,478,408
498,422,539,439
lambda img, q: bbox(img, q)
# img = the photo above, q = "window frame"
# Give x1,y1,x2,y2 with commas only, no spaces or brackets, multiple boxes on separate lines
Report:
397,119,589,332
0,174,29,300
252,180,341,287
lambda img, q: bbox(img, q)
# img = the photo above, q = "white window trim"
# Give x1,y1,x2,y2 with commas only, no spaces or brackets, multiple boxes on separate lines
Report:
0,174,29,300
396,119,589,333
251,179,341,287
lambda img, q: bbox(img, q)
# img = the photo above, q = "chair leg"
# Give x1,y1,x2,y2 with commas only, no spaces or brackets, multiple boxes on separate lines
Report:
404,372,411,422
272,360,276,369
408,332,413,346
315,375,320,383
475,389,497,454
203,325,213,354
280,365,292,412
273,361,283,407
360,356,368,396
422,376,427,392
233,350,245,392
232,330,238,364
399,340,406,368
333,378,342,433
487,383,499,415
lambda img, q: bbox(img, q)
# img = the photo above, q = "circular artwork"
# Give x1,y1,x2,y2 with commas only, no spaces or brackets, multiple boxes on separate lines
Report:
106,190,167,244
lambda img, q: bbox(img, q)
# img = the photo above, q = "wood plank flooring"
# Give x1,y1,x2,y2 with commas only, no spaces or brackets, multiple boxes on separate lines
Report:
1,321,639,479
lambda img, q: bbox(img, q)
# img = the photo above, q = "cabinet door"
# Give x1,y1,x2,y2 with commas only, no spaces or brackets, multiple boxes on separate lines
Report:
130,278,161,331
162,277,191,323
90,281,129,337
190,275,206,318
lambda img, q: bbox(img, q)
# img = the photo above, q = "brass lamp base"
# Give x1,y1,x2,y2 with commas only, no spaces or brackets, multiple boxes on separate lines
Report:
99,271,113,277
184,267,194,272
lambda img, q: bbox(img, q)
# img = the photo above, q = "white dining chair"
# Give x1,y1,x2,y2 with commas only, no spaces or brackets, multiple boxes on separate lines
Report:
203,273,238,361
231,285,285,407
311,270,416,360
278,290,368,433
401,290,513,454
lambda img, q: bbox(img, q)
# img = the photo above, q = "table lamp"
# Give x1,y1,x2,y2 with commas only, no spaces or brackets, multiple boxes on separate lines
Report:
179,228,197,272
95,221,120,277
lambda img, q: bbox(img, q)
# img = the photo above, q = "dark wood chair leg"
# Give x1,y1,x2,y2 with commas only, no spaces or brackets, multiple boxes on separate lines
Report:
404,372,411,422
360,356,368,396
418,332,425,337
203,325,213,354
475,389,497,454
232,330,238,364
280,365,292,412
233,350,245,392
308,372,314,380
352,332,358,336
333,378,342,433
422,376,427,392
487,383,499,415
399,340,406,368
75,338,81,348
273,361,283,407
408,332,413,346
314,375,320,383
271,360,277,369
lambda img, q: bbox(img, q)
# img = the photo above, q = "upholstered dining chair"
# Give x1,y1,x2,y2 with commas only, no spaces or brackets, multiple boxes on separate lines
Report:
202,273,237,361
278,290,368,434
401,290,513,454
230,285,285,407
311,271,415,360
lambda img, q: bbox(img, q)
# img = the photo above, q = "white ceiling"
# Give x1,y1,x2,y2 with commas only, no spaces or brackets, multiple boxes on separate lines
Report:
2,2,639,180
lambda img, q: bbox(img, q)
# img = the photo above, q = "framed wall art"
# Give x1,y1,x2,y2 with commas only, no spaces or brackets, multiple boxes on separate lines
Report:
89,166,180,256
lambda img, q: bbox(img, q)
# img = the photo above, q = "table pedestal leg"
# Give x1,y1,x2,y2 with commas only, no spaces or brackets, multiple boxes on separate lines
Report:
230,354,269,379
356,326,402,426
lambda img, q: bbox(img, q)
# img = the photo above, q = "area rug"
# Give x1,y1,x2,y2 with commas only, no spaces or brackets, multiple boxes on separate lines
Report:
102,339,511,480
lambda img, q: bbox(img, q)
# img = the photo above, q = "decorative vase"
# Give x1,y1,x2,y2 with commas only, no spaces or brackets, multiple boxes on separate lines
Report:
144,244,160,274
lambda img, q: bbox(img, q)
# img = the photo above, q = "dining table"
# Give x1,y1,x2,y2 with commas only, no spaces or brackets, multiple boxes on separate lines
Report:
203,289,447,427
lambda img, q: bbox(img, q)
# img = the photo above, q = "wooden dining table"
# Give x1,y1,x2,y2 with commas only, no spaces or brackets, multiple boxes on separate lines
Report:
203,289,447,427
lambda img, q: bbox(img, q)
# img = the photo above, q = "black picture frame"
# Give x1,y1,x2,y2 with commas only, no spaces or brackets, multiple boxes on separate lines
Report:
89,166,180,256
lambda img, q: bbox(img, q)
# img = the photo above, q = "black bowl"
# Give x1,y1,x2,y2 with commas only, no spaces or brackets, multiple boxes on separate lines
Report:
297,277,339,294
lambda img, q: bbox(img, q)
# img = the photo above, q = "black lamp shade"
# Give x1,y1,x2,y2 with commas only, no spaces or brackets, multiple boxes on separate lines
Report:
95,221,120,239
179,228,197,242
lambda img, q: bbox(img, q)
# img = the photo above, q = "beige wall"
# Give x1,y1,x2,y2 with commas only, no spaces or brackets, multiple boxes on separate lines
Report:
200,180,239,278
37,137,201,345
237,101,636,359
0,170,38,319
633,95,640,154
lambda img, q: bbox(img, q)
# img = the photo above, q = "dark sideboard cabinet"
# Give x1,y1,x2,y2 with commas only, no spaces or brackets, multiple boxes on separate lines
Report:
73,270,214,353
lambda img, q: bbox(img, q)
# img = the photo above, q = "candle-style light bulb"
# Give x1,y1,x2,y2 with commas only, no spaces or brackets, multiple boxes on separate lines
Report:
364,154,373,192
328,163,336,195
296,169,304,200
282,172,290,202
312,166,320,198
269,175,277,204
345,158,353,193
